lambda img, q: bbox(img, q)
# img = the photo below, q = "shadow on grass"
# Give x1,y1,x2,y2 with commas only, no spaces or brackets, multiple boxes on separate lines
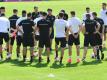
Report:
50,62,65,69
66,62,79,67
81,60,102,66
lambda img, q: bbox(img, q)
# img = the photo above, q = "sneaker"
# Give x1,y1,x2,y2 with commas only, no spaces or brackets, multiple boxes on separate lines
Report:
6,53,12,60
55,57,59,62
82,57,86,62
77,58,81,63
67,58,72,63
101,53,104,60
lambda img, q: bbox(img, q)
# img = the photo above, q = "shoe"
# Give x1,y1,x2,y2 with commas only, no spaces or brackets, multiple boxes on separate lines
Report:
101,53,104,60
77,58,81,63
82,57,86,62
55,57,59,62
67,58,72,63
6,53,12,60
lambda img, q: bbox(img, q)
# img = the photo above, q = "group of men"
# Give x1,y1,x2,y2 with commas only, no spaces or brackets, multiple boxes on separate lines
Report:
0,3,107,64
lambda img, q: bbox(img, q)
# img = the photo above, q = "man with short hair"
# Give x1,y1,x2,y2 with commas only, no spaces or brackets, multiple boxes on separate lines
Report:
100,3,107,48
83,7,93,21
8,9,19,59
16,10,27,60
0,13,10,61
67,11,82,63
32,6,39,20
17,13,35,63
47,8,55,51
37,12,52,63
82,14,100,61
0,7,5,14
92,12,104,60
54,13,68,64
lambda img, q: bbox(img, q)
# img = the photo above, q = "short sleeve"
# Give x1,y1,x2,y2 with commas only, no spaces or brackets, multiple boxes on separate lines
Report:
18,21,22,26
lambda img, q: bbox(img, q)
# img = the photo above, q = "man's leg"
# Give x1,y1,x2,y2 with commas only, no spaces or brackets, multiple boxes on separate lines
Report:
23,47,27,62
38,48,43,63
60,47,65,64
30,47,34,63
46,47,50,63
82,47,88,61
0,45,3,60
68,45,72,63
76,45,80,62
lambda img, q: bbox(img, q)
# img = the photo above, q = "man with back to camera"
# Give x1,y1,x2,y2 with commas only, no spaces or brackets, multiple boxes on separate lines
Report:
0,13,10,61
37,12,52,63
17,13,35,63
46,8,55,51
8,9,19,60
100,3,107,48
92,12,105,60
82,14,100,61
54,13,68,64
67,11,82,63
16,10,27,60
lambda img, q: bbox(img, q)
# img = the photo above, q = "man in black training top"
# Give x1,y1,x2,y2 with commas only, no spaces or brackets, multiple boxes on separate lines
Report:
8,9,19,59
17,13,35,63
37,12,52,63
92,12,104,60
32,6,39,20
46,8,55,51
82,14,100,61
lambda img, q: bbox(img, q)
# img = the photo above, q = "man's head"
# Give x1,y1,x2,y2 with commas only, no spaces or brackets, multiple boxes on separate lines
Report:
13,9,18,15
42,12,47,19
0,7,5,14
70,11,75,17
92,12,97,18
102,3,107,10
58,12,64,19
60,9,65,14
86,14,91,19
47,8,52,15
34,6,38,12
22,10,27,17
86,7,90,13
27,12,32,19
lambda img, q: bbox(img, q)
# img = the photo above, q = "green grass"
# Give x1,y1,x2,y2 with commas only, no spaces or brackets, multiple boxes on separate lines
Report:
0,0,107,80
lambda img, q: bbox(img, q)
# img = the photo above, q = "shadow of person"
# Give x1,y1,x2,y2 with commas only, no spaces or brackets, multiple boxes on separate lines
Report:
66,62,79,67
50,62,65,69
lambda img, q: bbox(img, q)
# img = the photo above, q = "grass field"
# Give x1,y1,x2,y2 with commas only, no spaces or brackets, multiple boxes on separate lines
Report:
0,0,107,80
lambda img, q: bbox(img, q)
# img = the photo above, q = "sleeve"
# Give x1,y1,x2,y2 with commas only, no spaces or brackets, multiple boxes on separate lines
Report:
37,21,40,28
18,21,22,26
16,19,20,26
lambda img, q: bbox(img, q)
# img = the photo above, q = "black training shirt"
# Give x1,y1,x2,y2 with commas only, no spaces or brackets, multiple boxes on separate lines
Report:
37,19,51,38
46,15,55,27
9,15,19,29
84,19,97,34
94,18,104,33
18,19,34,35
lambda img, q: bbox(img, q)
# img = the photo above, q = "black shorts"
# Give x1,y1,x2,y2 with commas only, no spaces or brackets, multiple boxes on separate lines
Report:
84,34,96,47
104,25,107,33
68,34,80,46
16,35,23,46
10,37,15,45
0,33,9,45
23,34,34,47
50,29,54,39
39,37,50,48
35,35,39,41
55,37,66,48
95,33,102,45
